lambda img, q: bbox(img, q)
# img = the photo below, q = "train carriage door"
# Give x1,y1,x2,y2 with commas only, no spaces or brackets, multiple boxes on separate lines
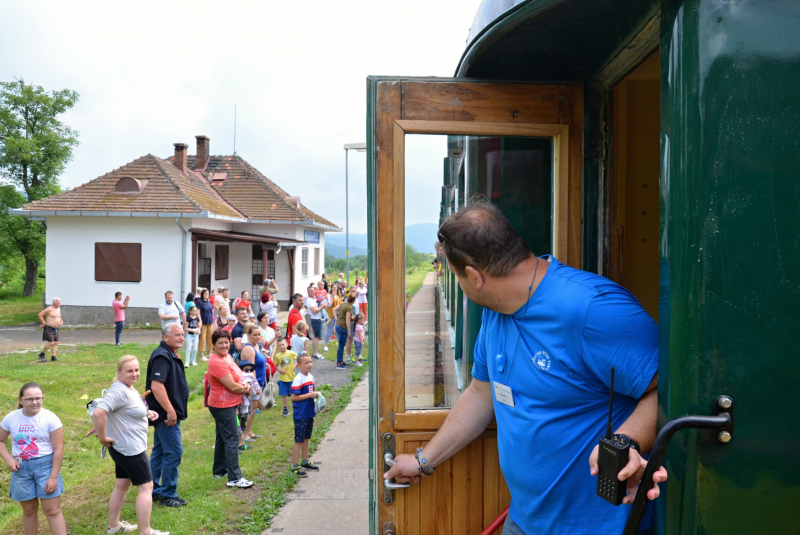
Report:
367,78,582,535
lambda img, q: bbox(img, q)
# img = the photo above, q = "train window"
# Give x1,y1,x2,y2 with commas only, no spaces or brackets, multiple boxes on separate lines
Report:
404,134,555,409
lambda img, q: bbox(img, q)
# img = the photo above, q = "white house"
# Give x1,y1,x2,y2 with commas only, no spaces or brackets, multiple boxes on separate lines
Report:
11,136,340,324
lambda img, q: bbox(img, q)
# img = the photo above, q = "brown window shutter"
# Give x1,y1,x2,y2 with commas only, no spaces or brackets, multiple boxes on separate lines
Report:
95,243,142,282
215,245,229,280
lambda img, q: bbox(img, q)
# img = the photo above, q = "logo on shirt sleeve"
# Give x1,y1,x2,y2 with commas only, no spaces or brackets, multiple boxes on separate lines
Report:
533,350,551,371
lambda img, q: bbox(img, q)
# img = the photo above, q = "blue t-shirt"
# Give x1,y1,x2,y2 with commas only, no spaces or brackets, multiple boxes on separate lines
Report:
472,257,658,534
290,372,315,420
196,298,214,325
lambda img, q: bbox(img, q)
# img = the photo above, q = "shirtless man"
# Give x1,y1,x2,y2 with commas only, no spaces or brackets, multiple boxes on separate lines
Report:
37,297,63,363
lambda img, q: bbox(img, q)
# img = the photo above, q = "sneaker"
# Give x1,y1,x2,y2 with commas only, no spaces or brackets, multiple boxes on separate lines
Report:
347,357,355,363
39,355,47,363
238,444,251,451
107,520,138,534
323,345,329,352
184,363,189,369
355,362,363,367
313,354,324,360
227,477,253,488
115,343,123,347
191,361,198,366
301,461,320,471
200,356,209,361
51,356,61,361
291,466,308,478
282,407,289,417
336,363,348,370
159,497,187,508
144,530,170,535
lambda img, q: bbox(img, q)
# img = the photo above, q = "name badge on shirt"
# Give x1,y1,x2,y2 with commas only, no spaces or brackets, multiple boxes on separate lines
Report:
493,382,515,407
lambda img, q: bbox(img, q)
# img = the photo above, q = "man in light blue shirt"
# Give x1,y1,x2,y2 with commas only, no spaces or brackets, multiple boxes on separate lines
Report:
384,201,667,535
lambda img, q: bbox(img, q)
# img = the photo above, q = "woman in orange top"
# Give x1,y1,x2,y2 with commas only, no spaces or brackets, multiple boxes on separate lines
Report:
206,330,253,489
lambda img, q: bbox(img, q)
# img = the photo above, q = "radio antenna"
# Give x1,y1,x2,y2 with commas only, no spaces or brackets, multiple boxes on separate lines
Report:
233,104,237,155
606,367,616,440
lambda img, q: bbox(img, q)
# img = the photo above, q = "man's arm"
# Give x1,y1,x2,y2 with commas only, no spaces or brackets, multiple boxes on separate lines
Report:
151,380,177,426
384,378,495,484
38,306,51,326
234,335,244,351
121,297,130,309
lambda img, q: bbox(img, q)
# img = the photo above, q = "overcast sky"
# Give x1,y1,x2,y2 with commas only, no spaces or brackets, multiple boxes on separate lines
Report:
0,1,481,234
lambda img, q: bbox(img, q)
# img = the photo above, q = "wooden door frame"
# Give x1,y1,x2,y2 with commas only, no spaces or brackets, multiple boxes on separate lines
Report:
368,77,583,533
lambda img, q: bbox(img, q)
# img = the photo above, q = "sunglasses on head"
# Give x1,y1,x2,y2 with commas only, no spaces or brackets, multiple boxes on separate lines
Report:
437,229,479,263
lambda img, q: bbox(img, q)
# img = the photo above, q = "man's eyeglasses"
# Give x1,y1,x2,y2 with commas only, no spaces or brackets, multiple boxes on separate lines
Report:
22,397,43,404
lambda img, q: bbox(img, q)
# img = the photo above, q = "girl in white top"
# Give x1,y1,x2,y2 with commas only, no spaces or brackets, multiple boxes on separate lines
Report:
356,280,369,316
0,382,68,535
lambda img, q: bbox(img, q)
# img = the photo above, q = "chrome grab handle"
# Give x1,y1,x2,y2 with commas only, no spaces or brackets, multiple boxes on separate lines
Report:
383,453,410,490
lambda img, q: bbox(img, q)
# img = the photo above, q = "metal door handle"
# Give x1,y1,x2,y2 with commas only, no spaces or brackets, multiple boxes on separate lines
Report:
383,453,410,490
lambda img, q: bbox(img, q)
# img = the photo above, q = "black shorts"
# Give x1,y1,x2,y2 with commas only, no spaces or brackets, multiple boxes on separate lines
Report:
43,326,59,342
294,417,314,443
108,447,153,486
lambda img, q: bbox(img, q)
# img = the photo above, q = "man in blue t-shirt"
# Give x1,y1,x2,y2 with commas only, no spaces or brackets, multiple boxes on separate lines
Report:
384,201,667,535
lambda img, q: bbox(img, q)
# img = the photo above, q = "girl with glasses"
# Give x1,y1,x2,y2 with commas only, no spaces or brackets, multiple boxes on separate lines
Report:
0,382,68,535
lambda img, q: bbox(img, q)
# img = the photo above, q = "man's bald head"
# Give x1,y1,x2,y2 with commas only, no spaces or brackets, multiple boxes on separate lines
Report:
437,200,531,277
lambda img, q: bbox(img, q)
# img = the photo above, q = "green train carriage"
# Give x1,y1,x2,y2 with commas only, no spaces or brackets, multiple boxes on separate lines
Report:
367,1,800,533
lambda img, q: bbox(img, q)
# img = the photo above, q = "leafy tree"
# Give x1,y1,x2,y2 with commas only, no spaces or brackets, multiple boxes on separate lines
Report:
0,80,79,295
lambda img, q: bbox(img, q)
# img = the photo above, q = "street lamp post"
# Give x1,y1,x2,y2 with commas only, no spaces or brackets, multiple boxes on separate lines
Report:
344,142,366,288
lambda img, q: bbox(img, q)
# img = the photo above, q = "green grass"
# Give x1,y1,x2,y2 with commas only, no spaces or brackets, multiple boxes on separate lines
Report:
406,266,433,299
0,340,367,535
0,291,43,326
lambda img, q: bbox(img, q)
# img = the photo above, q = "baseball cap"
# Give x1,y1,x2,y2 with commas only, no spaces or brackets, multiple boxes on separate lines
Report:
238,360,255,372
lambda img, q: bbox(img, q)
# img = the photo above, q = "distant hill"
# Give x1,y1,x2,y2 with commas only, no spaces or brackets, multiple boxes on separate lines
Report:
405,223,438,254
325,222,438,257
326,243,368,260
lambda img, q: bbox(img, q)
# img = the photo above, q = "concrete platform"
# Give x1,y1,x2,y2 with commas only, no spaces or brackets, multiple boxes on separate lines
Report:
265,375,370,534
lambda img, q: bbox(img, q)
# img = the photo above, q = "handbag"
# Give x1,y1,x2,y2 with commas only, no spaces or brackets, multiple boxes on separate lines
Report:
315,391,327,415
260,379,276,409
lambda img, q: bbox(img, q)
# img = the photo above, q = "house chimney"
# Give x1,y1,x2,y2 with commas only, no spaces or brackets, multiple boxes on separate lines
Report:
195,135,210,170
173,143,188,172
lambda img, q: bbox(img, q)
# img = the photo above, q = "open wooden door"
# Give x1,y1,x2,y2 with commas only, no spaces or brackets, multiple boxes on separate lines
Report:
367,78,583,535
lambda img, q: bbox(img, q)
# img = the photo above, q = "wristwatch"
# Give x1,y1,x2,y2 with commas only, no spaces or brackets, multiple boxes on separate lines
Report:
624,435,641,453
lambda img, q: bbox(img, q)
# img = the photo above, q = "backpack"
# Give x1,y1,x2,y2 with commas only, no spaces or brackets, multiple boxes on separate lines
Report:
203,372,211,408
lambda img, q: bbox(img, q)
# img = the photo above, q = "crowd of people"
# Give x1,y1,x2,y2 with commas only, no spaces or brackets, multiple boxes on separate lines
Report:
8,273,368,535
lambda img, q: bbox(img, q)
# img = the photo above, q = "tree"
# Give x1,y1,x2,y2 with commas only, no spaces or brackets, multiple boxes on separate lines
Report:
0,80,79,295
0,186,44,295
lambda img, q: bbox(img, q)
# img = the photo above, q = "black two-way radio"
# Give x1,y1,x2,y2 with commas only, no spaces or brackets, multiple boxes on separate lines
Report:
596,367,631,505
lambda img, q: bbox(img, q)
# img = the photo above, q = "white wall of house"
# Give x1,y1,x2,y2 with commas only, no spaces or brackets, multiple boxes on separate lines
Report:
44,215,333,319
44,216,185,309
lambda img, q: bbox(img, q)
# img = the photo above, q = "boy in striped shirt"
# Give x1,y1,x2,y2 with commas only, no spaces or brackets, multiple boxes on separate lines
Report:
290,354,320,477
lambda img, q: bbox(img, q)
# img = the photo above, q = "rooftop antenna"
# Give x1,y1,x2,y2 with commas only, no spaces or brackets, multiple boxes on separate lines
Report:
233,104,237,155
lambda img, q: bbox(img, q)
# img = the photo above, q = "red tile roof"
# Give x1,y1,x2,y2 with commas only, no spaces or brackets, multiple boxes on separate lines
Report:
21,153,339,229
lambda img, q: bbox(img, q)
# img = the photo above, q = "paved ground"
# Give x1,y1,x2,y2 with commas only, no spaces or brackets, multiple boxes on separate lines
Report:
405,272,437,408
265,373,369,535
0,311,292,354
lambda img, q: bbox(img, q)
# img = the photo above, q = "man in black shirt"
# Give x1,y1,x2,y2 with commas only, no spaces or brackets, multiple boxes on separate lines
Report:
145,323,189,507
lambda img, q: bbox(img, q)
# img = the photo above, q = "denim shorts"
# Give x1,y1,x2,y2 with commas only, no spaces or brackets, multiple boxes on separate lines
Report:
310,318,323,339
278,380,292,396
9,454,64,502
